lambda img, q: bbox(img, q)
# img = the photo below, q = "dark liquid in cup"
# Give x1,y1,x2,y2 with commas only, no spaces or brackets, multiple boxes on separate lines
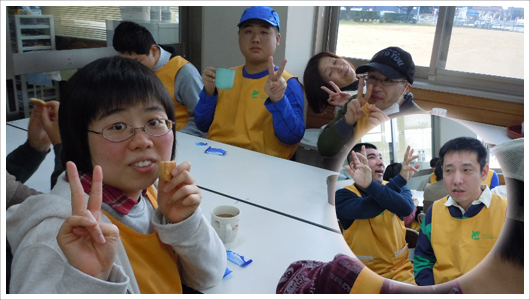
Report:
217,213,236,218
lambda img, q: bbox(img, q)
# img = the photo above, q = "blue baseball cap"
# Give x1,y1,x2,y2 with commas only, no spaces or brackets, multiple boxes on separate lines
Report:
238,6,280,31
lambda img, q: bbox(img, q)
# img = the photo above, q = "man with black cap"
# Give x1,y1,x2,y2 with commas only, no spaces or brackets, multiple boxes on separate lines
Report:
195,6,305,160
318,46,423,166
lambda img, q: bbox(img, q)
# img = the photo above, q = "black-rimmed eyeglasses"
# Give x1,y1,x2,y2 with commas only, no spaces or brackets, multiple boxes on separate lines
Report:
360,74,408,86
88,119,174,142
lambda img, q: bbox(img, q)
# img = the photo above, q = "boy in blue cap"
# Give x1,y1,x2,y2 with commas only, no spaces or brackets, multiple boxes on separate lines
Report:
195,6,305,160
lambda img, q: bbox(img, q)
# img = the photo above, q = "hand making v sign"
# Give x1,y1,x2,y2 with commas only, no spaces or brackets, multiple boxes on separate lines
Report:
399,145,420,181
265,56,287,103
57,162,119,281
345,145,372,189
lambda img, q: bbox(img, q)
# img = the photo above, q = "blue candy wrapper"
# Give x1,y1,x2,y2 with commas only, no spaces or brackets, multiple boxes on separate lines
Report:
205,146,227,156
223,267,232,278
227,250,253,267
196,142,208,146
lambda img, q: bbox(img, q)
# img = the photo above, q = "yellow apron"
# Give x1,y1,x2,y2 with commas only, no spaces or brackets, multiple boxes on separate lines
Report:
102,186,183,294
431,194,506,284
155,56,190,131
208,65,299,159
342,182,415,284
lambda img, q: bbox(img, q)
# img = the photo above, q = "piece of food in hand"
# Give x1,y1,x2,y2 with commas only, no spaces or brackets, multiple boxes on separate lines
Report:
159,161,177,181
30,98,47,106
362,103,372,114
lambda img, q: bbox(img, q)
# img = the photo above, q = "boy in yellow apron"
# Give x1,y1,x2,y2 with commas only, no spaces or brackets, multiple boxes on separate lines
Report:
113,21,204,136
194,6,305,160
414,137,507,286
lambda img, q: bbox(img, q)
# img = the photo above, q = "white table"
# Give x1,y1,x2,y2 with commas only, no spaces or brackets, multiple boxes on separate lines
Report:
198,189,353,294
174,132,340,232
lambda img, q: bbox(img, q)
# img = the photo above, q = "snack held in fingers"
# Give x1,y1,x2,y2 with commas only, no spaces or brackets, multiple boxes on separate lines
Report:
362,103,372,114
30,98,47,106
159,161,177,181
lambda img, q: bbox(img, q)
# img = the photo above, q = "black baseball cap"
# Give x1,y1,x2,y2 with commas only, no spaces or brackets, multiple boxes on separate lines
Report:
356,46,415,84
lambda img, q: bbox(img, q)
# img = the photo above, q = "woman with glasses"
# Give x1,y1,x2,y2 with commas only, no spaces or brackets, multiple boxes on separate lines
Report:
6,56,226,294
313,47,424,171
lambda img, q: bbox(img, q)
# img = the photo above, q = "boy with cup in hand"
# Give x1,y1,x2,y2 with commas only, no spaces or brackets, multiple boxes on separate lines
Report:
195,6,305,160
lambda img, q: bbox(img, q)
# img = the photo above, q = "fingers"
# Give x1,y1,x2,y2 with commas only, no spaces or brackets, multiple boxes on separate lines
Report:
268,57,287,81
359,83,372,107
268,56,276,78
67,161,86,215
329,81,341,94
357,77,365,100
163,162,194,193
59,212,106,244
276,58,287,77
321,86,334,95
87,166,103,221
360,145,367,158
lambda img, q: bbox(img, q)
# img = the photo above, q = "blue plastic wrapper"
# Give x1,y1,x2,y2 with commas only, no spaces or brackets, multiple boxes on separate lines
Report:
196,142,208,146
223,267,232,278
205,146,227,156
227,250,253,267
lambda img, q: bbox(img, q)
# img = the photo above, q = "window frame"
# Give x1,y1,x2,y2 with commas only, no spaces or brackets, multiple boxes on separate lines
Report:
324,6,524,104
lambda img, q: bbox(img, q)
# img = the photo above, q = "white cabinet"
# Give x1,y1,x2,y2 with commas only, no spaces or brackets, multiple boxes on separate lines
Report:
10,14,60,118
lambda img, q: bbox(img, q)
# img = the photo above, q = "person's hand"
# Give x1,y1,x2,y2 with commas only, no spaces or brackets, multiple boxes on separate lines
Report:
40,100,61,146
57,162,119,280
157,161,201,223
202,66,217,96
413,197,419,207
321,81,351,108
399,145,420,181
344,145,372,189
364,104,390,131
264,56,287,103
27,104,51,152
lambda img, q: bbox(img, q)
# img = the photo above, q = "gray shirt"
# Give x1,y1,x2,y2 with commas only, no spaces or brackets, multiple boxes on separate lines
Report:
155,47,205,137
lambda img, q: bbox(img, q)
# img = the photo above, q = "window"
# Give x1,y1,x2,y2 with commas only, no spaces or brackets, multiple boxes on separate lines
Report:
331,5,525,101
360,114,432,166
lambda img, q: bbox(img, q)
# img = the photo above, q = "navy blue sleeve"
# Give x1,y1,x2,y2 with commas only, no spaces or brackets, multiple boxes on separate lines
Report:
335,176,415,228
264,77,305,145
194,88,218,133
413,205,436,286
364,175,416,217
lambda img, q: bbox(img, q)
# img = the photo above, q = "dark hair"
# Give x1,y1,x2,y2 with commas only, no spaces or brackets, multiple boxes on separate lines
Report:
112,21,156,55
434,160,443,181
303,52,355,113
59,56,176,175
438,137,488,171
383,162,402,181
347,143,377,164
430,157,440,168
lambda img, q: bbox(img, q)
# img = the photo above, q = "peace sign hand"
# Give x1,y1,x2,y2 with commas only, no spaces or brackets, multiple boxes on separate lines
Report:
57,162,119,280
265,56,287,103
399,145,420,181
344,145,372,189
320,81,351,108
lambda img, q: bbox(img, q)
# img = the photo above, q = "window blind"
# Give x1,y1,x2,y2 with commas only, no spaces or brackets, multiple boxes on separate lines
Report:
41,6,179,41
